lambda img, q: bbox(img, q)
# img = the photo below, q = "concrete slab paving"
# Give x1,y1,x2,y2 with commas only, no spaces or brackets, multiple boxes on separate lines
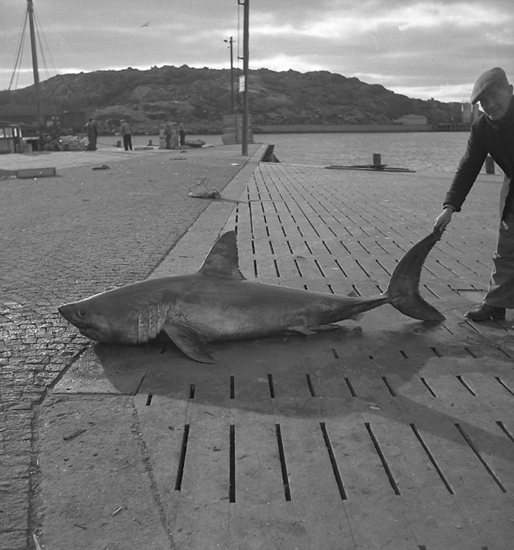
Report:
38,394,172,550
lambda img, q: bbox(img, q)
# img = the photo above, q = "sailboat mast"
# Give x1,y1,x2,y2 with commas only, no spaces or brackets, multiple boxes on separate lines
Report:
27,0,44,143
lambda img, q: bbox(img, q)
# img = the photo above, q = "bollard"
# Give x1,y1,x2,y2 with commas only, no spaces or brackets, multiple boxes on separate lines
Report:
373,153,382,166
485,156,495,174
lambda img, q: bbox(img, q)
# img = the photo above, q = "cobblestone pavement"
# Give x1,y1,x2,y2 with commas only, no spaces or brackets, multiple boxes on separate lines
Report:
0,145,258,550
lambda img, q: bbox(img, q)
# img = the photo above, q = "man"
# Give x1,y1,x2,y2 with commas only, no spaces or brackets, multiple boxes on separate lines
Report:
164,119,173,149
434,67,514,321
178,123,186,146
83,118,98,151
120,119,133,151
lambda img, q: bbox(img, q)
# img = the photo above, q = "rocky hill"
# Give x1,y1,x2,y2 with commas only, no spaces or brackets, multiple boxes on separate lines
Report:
0,65,462,134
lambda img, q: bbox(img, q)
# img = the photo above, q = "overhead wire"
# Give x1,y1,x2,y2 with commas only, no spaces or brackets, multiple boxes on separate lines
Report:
8,5,58,92
34,10,58,81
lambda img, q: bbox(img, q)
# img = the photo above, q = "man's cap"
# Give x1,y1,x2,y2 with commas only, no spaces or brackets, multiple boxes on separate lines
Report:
471,67,508,104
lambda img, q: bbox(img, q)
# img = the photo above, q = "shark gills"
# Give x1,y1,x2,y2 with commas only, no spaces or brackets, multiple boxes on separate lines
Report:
59,230,445,363
137,303,169,343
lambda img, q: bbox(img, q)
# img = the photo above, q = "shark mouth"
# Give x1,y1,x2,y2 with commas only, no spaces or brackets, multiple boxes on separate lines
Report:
58,305,99,340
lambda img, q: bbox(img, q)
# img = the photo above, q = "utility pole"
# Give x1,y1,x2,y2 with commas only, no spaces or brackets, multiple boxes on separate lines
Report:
224,37,235,114
239,0,249,156
27,0,44,145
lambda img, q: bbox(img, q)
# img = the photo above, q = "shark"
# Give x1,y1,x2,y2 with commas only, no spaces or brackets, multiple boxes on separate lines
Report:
58,230,445,363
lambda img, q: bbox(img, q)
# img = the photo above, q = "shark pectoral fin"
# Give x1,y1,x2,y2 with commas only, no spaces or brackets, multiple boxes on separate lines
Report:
162,323,215,363
309,323,344,332
349,312,365,322
288,323,344,335
288,326,316,336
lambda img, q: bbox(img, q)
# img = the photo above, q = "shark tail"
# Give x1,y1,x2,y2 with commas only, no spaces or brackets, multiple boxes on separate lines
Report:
386,230,445,321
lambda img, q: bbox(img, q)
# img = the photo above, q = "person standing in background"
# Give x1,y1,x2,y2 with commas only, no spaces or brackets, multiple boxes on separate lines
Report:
164,119,173,149
178,123,186,146
84,118,98,151
120,119,133,151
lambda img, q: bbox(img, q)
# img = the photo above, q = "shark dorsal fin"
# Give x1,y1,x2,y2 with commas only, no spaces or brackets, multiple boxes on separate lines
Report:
198,231,245,279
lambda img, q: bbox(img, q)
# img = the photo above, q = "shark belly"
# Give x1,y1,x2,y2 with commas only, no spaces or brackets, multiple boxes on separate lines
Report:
167,279,386,341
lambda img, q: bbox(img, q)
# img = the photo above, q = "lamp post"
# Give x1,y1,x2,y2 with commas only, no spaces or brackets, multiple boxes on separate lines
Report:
239,0,249,156
224,37,235,114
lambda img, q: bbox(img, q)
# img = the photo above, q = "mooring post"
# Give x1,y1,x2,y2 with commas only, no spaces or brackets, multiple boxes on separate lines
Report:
485,155,495,174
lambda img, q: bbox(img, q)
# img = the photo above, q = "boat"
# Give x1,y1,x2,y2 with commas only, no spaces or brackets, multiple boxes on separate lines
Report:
3,1,53,151
0,123,24,154
185,139,206,148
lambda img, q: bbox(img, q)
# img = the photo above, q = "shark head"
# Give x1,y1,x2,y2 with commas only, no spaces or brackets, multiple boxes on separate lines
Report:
59,280,173,344
58,292,141,344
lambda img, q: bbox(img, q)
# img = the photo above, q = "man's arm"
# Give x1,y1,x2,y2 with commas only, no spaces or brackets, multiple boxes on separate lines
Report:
433,119,489,231
442,120,489,212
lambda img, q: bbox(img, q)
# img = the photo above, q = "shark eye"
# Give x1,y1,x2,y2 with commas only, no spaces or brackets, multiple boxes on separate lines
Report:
77,308,87,319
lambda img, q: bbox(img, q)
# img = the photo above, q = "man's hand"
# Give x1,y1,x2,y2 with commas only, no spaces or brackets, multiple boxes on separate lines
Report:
434,207,454,232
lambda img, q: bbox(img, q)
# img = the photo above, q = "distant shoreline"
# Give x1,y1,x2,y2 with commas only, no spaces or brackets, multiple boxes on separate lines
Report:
253,124,459,134
102,123,470,138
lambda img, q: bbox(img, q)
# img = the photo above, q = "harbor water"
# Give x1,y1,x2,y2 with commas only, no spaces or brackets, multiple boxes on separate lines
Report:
255,132,471,173
98,131,477,174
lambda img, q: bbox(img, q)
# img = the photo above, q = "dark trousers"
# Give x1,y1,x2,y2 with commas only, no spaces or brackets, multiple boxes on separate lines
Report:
486,209,514,307
87,135,97,150
123,135,132,151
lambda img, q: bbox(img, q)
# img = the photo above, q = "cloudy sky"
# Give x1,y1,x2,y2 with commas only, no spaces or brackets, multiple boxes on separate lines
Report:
1,0,513,103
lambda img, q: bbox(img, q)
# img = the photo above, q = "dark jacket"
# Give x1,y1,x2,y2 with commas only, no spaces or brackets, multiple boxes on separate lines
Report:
444,96,514,219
